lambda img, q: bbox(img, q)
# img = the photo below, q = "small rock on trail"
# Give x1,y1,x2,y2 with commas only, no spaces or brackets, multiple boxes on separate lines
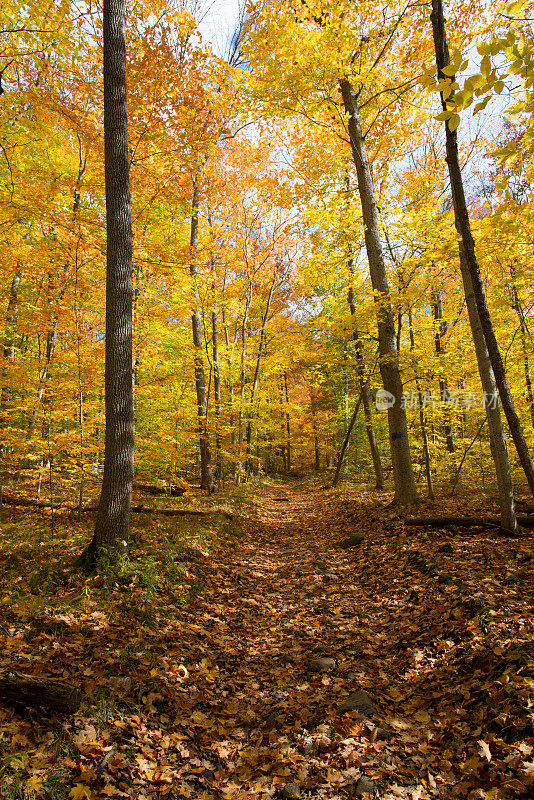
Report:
338,689,375,716
337,533,365,549
308,656,336,673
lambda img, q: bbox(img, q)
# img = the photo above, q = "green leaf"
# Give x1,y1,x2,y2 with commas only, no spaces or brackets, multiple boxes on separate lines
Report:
448,113,461,131
441,63,457,76
477,42,491,56
481,55,491,77
436,110,452,120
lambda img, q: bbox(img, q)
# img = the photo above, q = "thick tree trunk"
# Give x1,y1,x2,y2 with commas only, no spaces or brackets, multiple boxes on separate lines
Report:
339,78,418,504
431,0,534,496
77,0,135,568
431,290,455,452
189,184,214,494
347,284,385,488
332,392,363,487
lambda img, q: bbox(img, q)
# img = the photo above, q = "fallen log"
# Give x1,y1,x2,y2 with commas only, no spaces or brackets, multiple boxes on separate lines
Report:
0,670,81,714
130,505,233,519
133,482,186,497
516,499,534,514
0,493,61,509
131,505,207,517
405,515,534,530
0,494,232,520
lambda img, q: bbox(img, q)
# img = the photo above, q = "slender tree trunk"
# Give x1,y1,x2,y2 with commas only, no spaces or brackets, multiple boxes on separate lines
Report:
460,251,517,530
77,0,135,567
236,286,252,485
222,309,236,480
510,265,534,432
431,0,534,496
245,275,277,477
431,290,455,452
339,78,418,504
332,392,363,487
212,309,223,485
0,268,21,413
279,380,287,471
189,184,214,493
284,371,291,472
408,307,434,499
311,391,320,472
347,284,385,488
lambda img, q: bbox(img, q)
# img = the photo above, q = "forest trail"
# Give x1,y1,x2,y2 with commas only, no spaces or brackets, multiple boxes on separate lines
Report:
1,483,533,799
174,482,534,799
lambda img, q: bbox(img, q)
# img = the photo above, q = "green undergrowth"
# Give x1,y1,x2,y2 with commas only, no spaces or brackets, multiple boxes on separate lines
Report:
0,493,243,632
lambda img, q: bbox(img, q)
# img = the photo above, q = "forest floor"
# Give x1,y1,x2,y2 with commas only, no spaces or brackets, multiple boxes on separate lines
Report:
0,480,533,800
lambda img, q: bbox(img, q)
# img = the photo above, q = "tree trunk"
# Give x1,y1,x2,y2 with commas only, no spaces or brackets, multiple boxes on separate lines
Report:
189,184,214,494
431,290,455,452
339,78,418,504
408,307,434,499
284,371,291,472
236,285,252,485
77,0,135,568
311,391,320,472
332,392,363,487
431,0,534,496
510,264,534,432
347,284,385,489
458,252,517,530
245,273,277,478
222,309,236,480
0,268,21,412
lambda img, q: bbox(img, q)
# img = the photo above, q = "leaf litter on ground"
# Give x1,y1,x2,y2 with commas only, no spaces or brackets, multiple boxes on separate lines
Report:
0,479,532,800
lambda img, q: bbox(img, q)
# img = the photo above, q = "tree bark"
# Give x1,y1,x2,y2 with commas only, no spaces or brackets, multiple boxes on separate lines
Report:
408,307,434,499
332,392,363,487
236,285,252,485
431,290,455,452
431,0,534,496
189,184,214,494
245,273,277,477
0,670,81,714
284,371,291,472
339,78,418,504
458,253,517,530
510,264,534,432
77,0,135,568
0,268,21,412
347,283,385,489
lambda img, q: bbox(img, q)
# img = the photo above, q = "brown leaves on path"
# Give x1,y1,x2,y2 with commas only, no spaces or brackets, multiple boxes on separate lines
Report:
0,482,533,800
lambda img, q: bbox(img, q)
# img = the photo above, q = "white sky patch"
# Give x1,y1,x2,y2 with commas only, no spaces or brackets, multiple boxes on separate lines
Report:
196,0,243,57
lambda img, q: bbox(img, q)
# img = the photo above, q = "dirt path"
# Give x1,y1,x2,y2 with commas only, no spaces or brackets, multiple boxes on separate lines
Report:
3,482,532,800
170,483,533,800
